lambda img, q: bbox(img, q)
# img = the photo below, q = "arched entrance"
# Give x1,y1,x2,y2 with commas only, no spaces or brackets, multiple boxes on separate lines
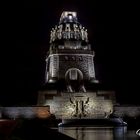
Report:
65,68,86,93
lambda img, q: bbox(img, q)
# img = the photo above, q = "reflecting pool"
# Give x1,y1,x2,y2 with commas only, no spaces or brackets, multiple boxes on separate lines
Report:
58,127,140,140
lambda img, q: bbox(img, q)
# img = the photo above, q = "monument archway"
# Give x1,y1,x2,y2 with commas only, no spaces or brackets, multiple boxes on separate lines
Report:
65,68,86,93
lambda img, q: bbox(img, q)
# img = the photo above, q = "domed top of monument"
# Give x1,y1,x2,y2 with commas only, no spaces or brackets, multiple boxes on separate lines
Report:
59,11,78,24
50,11,88,44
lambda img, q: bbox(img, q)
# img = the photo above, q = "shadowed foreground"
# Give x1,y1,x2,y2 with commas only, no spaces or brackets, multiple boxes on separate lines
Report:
0,119,75,140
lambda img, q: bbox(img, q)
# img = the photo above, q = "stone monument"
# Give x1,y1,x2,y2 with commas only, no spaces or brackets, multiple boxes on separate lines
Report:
38,11,116,119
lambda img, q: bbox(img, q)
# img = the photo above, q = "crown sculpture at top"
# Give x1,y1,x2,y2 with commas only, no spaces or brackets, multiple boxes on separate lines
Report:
45,11,98,93
50,11,88,43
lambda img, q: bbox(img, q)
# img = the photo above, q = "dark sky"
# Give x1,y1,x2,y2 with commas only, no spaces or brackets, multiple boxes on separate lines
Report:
1,0,140,105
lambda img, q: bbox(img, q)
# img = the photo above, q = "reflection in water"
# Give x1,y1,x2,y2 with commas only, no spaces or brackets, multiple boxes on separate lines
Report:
58,127,140,140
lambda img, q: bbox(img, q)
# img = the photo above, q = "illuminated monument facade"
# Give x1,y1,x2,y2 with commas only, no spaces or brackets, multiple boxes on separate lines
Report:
38,12,115,119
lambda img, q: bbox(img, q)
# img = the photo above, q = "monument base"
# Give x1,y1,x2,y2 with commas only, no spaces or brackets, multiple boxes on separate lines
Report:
38,86,116,120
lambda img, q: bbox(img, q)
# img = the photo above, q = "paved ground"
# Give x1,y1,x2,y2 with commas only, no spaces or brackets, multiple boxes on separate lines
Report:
0,119,75,140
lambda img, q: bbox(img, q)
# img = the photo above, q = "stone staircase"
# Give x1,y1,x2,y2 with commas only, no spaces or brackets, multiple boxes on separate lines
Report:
40,91,114,119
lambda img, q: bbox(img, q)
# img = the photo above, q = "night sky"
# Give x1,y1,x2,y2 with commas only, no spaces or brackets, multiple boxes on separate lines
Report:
1,0,140,106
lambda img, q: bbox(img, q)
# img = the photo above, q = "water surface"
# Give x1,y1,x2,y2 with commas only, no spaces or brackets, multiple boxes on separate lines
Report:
58,127,140,140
